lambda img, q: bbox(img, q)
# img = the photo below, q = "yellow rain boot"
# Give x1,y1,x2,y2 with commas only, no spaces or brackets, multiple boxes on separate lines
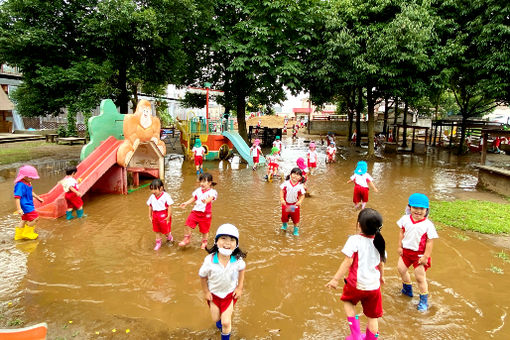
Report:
14,227,24,240
22,225,38,240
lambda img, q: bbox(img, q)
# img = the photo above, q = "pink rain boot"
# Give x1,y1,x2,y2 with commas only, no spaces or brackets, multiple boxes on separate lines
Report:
154,239,162,251
166,233,174,242
178,234,191,247
364,328,379,340
346,316,362,340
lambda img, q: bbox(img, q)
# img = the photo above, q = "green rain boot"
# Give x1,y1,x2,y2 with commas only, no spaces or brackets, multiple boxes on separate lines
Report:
281,222,288,231
66,211,74,220
293,226,299,236
76,209,86,218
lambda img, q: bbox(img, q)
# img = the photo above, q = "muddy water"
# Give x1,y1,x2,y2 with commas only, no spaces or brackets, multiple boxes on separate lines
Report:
1,138,509,339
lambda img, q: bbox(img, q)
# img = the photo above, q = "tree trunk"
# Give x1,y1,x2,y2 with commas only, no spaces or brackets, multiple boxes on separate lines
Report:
367,86,375,156
236,92,248,142
383,96,389,137
347,88,355,142
402,100,408,148
458,115,467,154
356,87,362,147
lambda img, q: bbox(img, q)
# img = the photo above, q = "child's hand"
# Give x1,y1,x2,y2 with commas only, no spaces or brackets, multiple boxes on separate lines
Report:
418,255,429,266
380,277,385,285
179,203,187,208
325,278,339,289
16,209,23,216
201,199,206,203
204,291,212,302
37,197,44,203
398,247,403,256
233,287,243,299
280,199,286,206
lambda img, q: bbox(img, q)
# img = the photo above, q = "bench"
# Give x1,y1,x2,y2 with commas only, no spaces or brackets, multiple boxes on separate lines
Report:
474,165,510,196
45,133,59,143
57,137,87,145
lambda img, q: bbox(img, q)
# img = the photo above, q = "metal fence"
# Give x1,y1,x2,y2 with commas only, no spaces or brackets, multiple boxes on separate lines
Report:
22,117,87,137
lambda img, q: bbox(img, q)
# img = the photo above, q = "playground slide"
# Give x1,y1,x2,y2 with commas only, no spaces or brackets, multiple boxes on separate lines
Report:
222,131,266,166
35,136,123,218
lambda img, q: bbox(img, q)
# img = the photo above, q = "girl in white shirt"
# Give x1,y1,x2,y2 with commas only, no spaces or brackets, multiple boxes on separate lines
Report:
199,224,246,340
146,179,174,250
326,208,386,340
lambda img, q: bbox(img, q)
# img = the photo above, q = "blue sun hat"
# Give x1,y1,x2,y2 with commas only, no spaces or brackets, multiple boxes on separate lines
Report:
194,138,202,147
408,193,429,209
354,161,367,175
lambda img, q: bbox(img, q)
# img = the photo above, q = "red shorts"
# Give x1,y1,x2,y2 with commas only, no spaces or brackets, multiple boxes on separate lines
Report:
307,161,317,168
208,292,237,315
401,248,431,271
253,156,260,163
268,163,279,171
185,210,212,234
194,155,203,166
353,185,369,204
152,210,171,234
281,204,300,224
65,191,83,210
22,210,39,222
341,282,383,318
327,154,334,161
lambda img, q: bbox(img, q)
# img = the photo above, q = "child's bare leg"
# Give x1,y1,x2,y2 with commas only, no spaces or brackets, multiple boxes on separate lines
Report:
361,202,367,209
343,300,356,317
209,300,221,325
220,301,235,334
414,265,428,294
26,218,38,227
397,257,411,283
366,317,379,334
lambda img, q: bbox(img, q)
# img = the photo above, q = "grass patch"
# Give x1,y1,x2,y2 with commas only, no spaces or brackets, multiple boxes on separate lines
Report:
489,265,504,274
0,141,51,165
430,200,510,234
453,233,470,241
7,318,24,326
496,250,510,263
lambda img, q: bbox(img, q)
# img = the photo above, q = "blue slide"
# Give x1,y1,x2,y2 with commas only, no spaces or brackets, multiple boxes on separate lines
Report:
222,131,266,166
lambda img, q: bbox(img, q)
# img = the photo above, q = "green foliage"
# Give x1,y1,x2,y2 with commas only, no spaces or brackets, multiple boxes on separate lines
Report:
57,125,68,138
180,93,206,109
430,200,510,234
489,265,504,275
495,251,510,263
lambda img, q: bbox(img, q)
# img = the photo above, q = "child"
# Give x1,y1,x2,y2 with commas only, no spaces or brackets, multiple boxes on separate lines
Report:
296,157,309,184
279,167,306,236
351,130,357,146
250,139,263,170
347,161,378,210
265,147,280,182
179,173,218,249
272,135,283,156
326,142,337,163
147,179,174,250
199,224,246,340
60,167,85,220
192,138,206,175
306,142,318,174
292,124,299,139
326,208,386,340
397,193,438,312
13,165,44,240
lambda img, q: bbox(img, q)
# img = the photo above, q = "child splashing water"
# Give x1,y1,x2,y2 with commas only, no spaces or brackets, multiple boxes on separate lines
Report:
250,139,263,170
147,179,174,250
179,173,218,249
347,161,378,210
265,147,281,182
13,165,44,240
306,142,318,175
199,224,246,340
326,208,386,340
280,167,306,236
397,193,438,311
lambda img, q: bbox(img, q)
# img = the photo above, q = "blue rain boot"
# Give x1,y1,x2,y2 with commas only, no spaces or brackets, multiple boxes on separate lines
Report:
76,209,86,218
196,170,200,175
221,333,230,340
281,222,288,231
346,315,362,340
66,211,74,220
401,283,413,297
200,168,204,174
216,320,222,331
417,293,428,311
293,226,299,236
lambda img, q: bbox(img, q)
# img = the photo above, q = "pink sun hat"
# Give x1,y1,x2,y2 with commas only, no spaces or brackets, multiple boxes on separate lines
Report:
309,142,316,149
14,165,40,184
296,157,307,170
254,139,261,146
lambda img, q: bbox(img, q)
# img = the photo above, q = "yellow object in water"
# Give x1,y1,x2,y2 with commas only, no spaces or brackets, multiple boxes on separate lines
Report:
22,225,38,240
14,227,24,240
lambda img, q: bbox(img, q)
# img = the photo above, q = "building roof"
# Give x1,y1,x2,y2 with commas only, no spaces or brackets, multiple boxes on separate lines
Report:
0,87,14,110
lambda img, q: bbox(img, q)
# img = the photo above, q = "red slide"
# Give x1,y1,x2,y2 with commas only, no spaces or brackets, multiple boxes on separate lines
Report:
35,136,125,218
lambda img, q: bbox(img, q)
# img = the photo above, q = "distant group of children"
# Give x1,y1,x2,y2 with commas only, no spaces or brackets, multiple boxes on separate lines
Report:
12,132,439,340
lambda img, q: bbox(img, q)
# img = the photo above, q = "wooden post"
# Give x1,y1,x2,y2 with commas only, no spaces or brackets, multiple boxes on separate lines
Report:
481,131,488,165
412,128,416,152
449,123,453,148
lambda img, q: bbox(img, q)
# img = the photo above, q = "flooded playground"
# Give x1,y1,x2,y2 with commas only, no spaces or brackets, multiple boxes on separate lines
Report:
1,137,509,339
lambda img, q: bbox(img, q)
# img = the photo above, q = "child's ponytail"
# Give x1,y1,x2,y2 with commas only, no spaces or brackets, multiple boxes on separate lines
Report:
358,208,386,262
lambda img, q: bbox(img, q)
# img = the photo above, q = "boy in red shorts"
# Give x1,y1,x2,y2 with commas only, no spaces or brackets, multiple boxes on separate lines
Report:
60,167,85,220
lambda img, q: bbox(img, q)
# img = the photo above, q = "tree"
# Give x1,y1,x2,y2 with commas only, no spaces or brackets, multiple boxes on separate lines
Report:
188,0,323,141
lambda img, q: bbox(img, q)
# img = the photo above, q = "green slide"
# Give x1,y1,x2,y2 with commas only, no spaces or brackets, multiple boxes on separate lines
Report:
222,131,266,166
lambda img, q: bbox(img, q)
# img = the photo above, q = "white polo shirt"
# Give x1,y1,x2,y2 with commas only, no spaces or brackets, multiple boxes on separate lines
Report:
146,192,174,212
61,176,78,193
342,234,384,291
280,180,306,204
192,188,217,213
307,150,318,163
350,173,373,188
199,253,246,298
192,146,205,157
397,215,438,252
